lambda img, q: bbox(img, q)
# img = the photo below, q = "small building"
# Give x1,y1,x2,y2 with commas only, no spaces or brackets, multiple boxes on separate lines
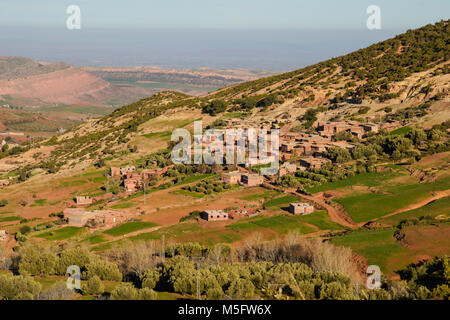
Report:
278,162,298,177
63,208,94,227
289,203,314,215
75,196,93,206
124,177,143,192
64,208,132,228
110,167,122,177
222,172,242,184
201,210,229,221
241,174,264,187
0,230,8,242
0,179,9,187
299,157,330,169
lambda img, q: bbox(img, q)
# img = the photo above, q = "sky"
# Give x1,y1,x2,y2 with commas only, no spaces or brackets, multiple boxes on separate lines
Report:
0,1,448,70
0,0,448,29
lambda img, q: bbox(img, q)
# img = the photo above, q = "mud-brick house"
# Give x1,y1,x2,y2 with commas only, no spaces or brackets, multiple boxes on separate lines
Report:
75,196,93,206
241,174,264,187
124,174,143,192
299,157,330,169
278,162,298,177
0,230,8,242
64,208,133,228
201,210,229,221
0,179,9,187
289,203,314,215
222,172,242,184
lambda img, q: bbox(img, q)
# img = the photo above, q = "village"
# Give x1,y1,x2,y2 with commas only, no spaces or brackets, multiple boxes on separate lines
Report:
58,117,402,230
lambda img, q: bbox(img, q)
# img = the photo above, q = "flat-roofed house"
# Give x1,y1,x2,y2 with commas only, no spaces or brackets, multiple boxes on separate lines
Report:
278,162,298,177
222,172,242,184
241,174,264,187
201,210,229,221
76,196,93,206
299,157,330,169
64,208,133,228
0,230,8,242
289,203,314,215
0,179,9,187
63,208,95,227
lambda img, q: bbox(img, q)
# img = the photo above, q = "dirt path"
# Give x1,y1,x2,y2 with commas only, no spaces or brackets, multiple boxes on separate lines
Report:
262,183,357,229
293,191,357,229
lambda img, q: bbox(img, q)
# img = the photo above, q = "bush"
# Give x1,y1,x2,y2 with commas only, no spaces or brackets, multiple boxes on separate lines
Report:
19,225,32,234
83,258,123,281
18,245,58,276
110,283,140,300
0,273,41,300
0,199,8,207
202,100,227,116
141,267,161,289
82,276,105,296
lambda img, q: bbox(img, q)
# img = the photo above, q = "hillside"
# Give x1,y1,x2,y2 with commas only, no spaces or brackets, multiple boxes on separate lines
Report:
0,21,448,292
7,20,446,172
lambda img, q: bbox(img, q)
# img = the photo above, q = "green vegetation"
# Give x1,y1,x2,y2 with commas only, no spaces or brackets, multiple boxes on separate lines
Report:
0,215,21,223
229,215,316,234
297,211,344,230
380,197,450,225
264,195,299,207
336,176,450,222
332,229,407,272
35,226,84,240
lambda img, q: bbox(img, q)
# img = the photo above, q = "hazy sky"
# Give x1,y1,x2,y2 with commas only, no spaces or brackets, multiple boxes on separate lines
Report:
0,0,448,29
0,1,448,70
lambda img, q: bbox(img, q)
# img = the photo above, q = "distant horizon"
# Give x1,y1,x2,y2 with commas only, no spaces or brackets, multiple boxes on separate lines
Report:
0,26,407,71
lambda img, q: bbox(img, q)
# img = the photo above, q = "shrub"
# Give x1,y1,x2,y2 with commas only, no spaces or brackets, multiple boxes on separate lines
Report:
0,273,41,300
82,276,105,296
83,258,122,281
18,245,58,276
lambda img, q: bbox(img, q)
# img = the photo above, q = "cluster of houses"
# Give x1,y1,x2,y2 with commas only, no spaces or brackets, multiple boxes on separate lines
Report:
199,202,313,223
110,165,173,193
63,208,135,228
222,171,265,187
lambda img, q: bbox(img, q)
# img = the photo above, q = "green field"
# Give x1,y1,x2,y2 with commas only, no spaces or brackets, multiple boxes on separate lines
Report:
83,234,108,245
30,199,47,207
336,177,450,223
264,195,299,207
129,223,203,242
239,189,281,201
389,126,412,136
229,215,316,235
0,215,21,223
103,221,158,237
110,202,135,209
297,211,344,230
331,229,407,273
142,131,172,140
36,226,84,240
306,170,402,194
379,196,450,225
